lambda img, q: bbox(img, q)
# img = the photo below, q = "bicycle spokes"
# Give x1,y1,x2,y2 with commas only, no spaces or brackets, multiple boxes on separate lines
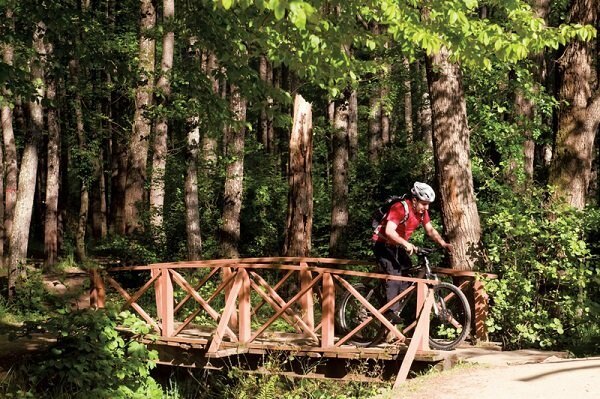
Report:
428,283,471,350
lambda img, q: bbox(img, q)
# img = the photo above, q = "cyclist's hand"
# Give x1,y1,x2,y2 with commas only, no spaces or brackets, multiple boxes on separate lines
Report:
404,243,417,255
442,242,454,253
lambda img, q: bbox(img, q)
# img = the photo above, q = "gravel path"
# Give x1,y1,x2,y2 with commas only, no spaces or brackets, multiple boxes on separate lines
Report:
396,350,600,399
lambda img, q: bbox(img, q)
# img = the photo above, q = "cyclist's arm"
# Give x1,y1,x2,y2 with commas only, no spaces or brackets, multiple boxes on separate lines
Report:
424,221,453,252
384,221,417,255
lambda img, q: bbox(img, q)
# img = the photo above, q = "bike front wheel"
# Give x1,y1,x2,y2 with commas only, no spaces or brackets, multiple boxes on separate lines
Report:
428,282,471,350
337,283,386,347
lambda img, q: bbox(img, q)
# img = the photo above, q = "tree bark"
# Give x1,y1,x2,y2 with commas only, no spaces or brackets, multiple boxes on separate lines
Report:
381,84,391,145
2,7,18,267
259,55,274,153
44,41,60,270
416,59,433,149
185,119,202,260
283,94,313,257
0,91,4,269
220,84,247,258
368,91,382,162
182,39,205,261
548,0,599,209
201,52,219,168
91,147,108,239
69,58,88,263
125,0,156,234
403,57,414,144
426,48,482,271
348,90,358,160
110,135,128,235
512,0,550,183
329,93,350,257
8,21,45,298
149,0,174,239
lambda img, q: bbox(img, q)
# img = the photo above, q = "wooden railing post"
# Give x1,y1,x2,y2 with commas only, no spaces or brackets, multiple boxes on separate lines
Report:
394,287,434,388
152,268,162,321
238,268,251,342
473,279,489,342
321,272,335,348
415,282,430,351
299,262,314,331
160,267,174,337
89,269,106,309
222,266,238,329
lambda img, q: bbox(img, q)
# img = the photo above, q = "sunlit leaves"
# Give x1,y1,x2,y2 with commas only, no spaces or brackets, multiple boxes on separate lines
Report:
211,0,595,90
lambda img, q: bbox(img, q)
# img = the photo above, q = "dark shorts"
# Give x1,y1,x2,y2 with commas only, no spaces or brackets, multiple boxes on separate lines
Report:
373,241,413,312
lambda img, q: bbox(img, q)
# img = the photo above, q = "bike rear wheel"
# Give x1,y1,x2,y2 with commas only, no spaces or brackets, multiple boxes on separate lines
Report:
337,283,386,347
428,282,471,350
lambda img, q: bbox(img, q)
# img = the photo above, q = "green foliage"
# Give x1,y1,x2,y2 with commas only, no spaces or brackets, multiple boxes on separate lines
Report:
481,187,600,350
92,235,160,265
4,309,163,399
464,61,559,191
240,137,289,257
7,270,53,318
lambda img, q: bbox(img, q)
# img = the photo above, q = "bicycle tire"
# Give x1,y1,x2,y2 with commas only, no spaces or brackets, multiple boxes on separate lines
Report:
427,282,471,350
337,283,386,347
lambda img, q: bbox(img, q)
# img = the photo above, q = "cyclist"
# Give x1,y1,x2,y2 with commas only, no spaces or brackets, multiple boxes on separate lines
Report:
372,181,453,324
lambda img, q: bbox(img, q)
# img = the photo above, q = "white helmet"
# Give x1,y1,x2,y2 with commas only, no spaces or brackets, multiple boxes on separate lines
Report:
411,182,435,202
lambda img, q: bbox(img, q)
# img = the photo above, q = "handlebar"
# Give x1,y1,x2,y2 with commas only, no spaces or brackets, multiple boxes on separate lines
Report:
416,247,435,256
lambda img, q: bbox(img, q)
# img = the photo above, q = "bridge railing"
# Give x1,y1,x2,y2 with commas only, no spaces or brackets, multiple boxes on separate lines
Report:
98,258,438,354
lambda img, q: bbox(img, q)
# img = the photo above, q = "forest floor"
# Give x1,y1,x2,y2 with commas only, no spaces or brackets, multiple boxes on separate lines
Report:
391,347,600,399
1,271,599,399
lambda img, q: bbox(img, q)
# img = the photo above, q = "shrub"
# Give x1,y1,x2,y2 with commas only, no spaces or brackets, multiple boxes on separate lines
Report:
482,187,600,350
15,309,162,398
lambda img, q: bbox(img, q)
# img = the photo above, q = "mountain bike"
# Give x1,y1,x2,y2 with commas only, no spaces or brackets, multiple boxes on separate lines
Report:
337,247,471,351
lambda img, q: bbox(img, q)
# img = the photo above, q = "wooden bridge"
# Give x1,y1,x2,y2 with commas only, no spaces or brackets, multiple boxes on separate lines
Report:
91,257,494,388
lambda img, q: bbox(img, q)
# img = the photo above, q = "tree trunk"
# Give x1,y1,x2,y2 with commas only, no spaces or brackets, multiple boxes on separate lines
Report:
381,84,391,145
513,0,550,183
0,92,4,269
201,52,219,168
2,7,17,267
403,57,414,144
329,93,349,257
416,59,433,149
348,90,358,160
368,91,382,162
44,41,60,270
8,21,45,298
283,94,313,257
91,147,108,239
426,48,482,271
70,58,88,263
259,55,274,153
548,0,599,209
106,0,126,236
149,0,174,240
125,0,156,234
185,120,202,260
220,84,247,258
110,135,128,235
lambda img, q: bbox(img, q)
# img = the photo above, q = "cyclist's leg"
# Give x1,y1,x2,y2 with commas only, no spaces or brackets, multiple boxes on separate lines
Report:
374,242,408,314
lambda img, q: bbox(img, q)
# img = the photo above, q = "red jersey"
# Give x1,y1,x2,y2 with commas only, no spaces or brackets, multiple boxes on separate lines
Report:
372,200,430,243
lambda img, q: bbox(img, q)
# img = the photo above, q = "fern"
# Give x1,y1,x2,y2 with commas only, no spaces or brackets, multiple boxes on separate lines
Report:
257,375,279,399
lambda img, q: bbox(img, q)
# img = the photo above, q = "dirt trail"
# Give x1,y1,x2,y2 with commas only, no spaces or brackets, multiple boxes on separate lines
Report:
395,348,600,399
0,270,90,372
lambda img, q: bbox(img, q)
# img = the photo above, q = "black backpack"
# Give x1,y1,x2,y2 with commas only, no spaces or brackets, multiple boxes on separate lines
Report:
371,195,409,229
